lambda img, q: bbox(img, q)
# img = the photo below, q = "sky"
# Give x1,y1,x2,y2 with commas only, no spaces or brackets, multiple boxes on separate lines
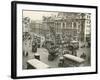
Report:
23,10,58,20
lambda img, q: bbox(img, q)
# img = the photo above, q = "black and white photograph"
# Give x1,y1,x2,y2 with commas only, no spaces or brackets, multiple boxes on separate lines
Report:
11,1,97,79
22,11,91,69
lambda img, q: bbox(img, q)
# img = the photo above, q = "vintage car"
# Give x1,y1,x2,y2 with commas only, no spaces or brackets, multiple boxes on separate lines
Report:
43,40,54,50
32,41,37,53
48,45,59,61
68,40,79,50
36,37,41,48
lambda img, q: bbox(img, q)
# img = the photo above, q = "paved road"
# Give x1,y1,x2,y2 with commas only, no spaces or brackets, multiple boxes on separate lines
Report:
23,41,91,69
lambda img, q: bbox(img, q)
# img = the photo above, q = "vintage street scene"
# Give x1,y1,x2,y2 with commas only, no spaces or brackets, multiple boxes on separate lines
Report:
22,11,91,69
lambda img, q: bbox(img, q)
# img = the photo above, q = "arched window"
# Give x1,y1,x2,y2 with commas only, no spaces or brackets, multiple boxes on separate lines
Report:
73,22,76,28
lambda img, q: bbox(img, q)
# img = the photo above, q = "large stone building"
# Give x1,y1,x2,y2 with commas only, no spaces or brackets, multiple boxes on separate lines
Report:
83,13,91,41
42,12,91,42
22,17,30,33
29,20,42,35
28,12,91,42
77,13,91,42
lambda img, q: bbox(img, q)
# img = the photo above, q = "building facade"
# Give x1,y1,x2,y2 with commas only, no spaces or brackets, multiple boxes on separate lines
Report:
28,12,91,42
79,13,91,42
30,20,42,35
42,12,81,42
42,12,91,42
23,17,30,33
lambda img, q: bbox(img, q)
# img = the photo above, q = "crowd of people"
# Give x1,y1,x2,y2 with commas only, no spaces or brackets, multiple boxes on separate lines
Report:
23,32,89,62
